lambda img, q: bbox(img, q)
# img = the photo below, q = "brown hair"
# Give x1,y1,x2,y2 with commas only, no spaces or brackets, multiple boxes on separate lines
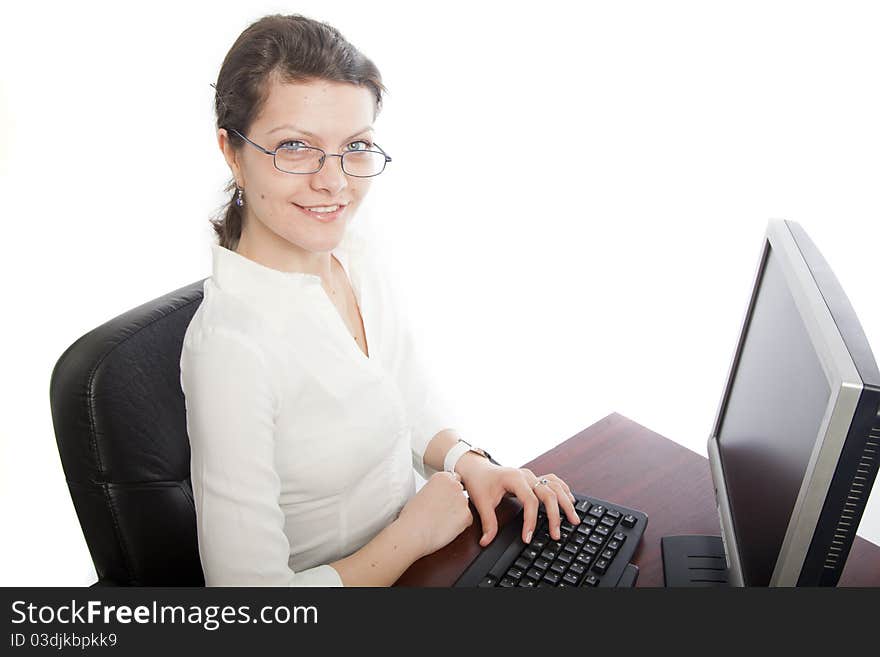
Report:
210,14,386,251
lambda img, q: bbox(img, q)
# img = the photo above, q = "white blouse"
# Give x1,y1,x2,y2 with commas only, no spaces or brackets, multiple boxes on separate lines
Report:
179,228,459,586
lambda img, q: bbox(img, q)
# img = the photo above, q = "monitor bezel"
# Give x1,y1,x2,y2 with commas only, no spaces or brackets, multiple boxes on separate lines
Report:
706,218,863,586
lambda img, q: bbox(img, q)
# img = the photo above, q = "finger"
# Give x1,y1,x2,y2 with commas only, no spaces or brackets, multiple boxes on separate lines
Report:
554,477,576,503
472,498,499,548
508,472,540,544
535,480,562,540
544,474,578,515
547,478,580,524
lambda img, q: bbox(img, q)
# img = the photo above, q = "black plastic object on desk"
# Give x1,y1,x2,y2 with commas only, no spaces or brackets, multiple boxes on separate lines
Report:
661,535,730,587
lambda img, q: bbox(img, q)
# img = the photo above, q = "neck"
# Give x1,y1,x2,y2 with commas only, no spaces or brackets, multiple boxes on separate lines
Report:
235,220,334,284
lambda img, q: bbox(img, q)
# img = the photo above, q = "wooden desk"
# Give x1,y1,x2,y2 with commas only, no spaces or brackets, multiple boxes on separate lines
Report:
395,412,880,587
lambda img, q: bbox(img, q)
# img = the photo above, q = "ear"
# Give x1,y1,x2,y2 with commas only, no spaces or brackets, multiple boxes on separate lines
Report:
217,128,242,185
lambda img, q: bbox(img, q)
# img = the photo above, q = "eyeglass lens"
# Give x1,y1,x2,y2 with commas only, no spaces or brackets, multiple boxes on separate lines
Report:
275,147,386,176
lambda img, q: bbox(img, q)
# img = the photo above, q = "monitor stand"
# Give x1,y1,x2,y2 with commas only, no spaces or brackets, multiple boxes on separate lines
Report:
661,535,730,587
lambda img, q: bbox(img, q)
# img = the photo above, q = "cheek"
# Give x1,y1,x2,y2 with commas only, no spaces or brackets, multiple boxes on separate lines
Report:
266,177,307,206
351,179,372,202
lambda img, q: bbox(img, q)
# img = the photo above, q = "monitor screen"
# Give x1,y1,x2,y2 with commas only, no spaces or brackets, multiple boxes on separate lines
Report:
716,244,831,585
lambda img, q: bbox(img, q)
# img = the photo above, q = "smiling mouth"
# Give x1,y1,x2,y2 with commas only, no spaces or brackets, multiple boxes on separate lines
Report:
293,203,347,214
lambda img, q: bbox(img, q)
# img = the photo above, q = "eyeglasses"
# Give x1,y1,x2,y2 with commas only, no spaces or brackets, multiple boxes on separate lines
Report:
225,127,392,178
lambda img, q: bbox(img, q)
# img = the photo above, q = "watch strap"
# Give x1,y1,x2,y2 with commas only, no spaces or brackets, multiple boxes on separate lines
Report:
443,439,500,474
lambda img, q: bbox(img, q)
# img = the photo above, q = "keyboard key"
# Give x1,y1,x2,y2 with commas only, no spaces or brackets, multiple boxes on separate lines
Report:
479,575,498,587
589,535,605,546
577,524,591,535
561,520,574,532
563,572,580,586
550,561,567,575
575,500,592,513
564,543,579,555
593,559,609,575
584,544,599,555
595,526,610,537
531,537,547,551
569,562,586,576
500,577,517,587
523,547,540,560
601,516,618,528
533,557,550,571
573,534,587,545
518,578,536,587
605,509,621,520
542,571,561,585
602,549,615,560
589,505,605,518
607,540,621,551
583,574,600,587
557,552,573,564
584,517,598,527
526,568,544,581
613,531,626,543
621,514,636,528
576,552,593,566
506,567,523,581
540,548,557,561
514,557,532,571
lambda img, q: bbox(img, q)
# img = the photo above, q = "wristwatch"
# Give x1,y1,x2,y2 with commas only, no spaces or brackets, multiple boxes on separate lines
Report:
443,438,501,474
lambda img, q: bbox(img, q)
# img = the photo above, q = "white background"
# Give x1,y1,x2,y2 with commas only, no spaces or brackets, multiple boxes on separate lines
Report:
1,0,878,586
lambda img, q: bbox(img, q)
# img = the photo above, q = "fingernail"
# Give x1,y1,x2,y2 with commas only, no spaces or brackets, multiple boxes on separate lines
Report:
526,530,533,543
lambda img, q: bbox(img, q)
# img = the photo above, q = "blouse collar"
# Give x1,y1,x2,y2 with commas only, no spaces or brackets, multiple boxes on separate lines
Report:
209,228,365,318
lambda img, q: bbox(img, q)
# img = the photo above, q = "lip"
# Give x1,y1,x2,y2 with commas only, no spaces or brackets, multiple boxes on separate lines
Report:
292,202,348,223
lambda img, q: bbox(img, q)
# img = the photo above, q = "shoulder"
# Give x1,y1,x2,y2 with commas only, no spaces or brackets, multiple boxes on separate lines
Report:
182,280,270,361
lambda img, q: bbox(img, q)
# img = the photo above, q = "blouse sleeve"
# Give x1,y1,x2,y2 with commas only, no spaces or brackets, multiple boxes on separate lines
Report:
378,268,461,481
180,326,344,587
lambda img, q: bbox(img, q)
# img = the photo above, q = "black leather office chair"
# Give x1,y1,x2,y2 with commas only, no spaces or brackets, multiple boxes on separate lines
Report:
49,280,208,586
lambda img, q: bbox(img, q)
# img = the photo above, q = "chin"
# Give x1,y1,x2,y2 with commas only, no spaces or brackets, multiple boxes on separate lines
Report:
280,225,346,253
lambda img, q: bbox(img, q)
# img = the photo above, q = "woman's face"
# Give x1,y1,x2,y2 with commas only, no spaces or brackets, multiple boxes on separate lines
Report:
219,77,377,259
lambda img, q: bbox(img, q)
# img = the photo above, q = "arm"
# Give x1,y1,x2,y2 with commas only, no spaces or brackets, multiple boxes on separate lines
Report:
182,327,342,586
182,325,428,587
328,518,425,587
379,270,470,480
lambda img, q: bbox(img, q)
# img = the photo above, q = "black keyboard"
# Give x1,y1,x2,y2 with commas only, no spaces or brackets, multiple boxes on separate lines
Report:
454,493,648,587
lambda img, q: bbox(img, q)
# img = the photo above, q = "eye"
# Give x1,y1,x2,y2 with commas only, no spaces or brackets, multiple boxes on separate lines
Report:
278,139,308,150
346,140,373,151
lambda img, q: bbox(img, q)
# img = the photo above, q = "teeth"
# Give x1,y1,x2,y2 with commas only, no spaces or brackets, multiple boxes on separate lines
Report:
302,205,339,213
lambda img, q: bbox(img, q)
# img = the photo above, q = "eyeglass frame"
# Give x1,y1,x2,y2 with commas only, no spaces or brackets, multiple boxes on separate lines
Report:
223,126,392,178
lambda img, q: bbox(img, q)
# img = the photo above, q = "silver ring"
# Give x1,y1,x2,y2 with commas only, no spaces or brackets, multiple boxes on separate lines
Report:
533,477,549,489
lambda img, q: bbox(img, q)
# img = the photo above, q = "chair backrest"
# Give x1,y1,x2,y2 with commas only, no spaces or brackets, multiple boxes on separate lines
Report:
50,280,207,585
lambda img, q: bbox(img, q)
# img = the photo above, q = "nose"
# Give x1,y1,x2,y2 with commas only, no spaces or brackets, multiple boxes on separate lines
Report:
310,154,347,196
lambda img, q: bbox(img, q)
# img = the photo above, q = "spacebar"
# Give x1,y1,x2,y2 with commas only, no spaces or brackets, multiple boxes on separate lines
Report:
487,539,527,580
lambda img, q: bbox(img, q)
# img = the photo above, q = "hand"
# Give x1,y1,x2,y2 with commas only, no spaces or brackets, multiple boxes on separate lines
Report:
396,471,474,558
456,458,580,548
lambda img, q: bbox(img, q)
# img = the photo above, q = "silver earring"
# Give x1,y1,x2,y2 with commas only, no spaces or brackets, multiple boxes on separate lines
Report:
235,187,244,207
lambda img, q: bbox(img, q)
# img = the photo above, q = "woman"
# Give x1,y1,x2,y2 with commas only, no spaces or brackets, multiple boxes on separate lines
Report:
180,13,581,586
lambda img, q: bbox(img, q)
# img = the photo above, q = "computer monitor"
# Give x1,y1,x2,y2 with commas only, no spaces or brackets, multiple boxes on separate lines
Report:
701,218,880,586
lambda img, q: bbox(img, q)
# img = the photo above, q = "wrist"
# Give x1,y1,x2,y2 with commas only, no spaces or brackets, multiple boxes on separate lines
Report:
391,515,431,561
455,451,496,483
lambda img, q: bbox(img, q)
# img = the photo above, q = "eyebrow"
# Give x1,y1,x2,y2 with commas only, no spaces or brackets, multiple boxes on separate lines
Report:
267,124,374,142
